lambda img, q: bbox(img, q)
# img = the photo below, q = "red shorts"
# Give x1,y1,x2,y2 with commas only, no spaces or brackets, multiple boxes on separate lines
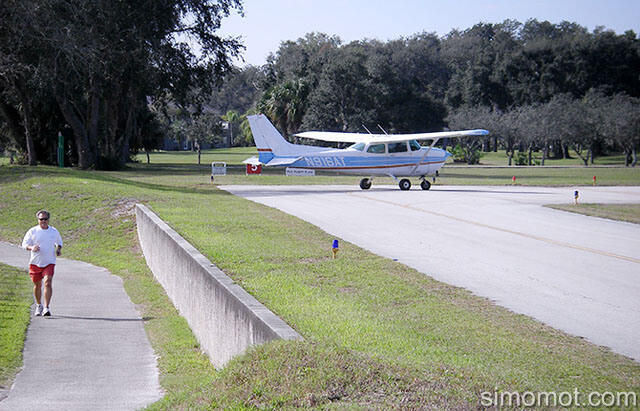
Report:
29,264,55,283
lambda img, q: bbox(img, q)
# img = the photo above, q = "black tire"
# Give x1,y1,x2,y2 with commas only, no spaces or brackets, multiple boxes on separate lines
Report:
399,179,411,190
420,180,431,190
359,178,372,190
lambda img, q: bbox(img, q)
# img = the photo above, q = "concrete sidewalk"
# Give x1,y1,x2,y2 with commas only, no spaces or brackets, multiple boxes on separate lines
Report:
0,242,162,410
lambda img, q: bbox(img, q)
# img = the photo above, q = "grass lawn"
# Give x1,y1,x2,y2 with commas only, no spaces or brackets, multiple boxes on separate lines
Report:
0,264,32,390
547,203,640,225
0,163,638,409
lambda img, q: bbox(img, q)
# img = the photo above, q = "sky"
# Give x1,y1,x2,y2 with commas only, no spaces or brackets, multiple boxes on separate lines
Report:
217,0,640,67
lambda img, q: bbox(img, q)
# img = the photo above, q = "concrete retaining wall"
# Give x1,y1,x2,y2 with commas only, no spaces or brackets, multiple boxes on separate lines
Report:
135,204,302,368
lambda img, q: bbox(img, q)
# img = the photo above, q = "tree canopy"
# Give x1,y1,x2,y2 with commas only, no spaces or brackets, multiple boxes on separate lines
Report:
0,0,243,168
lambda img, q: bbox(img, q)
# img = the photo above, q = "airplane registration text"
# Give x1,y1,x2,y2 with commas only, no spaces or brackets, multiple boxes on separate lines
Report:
304,156,347,168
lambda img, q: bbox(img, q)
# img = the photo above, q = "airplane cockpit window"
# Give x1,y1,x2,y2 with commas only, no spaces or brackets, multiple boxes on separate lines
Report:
409,140,422,151
349,142,366,151
366,143,386,154
388,142,408,153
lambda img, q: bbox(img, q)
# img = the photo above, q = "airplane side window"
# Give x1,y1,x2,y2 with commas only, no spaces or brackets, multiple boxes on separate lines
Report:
349,142,365,151
366,143,386,154
409,140,422,151
388,142,408,153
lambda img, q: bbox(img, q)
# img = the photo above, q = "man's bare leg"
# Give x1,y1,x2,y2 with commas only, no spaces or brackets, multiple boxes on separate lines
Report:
43,275,53,308
34,279,42,305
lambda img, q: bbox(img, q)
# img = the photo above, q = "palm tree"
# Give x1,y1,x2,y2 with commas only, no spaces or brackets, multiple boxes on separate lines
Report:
258,78,309,141
221,110,241,147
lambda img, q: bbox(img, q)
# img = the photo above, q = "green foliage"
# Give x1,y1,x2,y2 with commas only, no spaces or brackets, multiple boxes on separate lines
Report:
451,144,483,165
514,151,528,166
0,0,243,168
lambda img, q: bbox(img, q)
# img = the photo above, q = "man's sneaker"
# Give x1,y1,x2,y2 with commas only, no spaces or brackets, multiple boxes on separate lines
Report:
35,304,43,316
42,307,51,317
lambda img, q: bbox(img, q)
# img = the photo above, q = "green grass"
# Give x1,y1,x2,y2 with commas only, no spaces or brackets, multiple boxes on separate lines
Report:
455,149,629,166
0,263,32,389
133,147,258,166
0,163,638,409
547,203,640,224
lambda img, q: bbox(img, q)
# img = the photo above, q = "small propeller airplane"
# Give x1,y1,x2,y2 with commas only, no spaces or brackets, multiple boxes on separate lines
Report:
244,114,489,190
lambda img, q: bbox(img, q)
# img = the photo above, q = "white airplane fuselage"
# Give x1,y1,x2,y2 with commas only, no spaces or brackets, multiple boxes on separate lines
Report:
264,144,450,177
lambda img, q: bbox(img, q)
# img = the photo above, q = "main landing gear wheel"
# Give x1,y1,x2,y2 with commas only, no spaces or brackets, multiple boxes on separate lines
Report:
399,179,411,191
359,178,372,190
420,179,431,190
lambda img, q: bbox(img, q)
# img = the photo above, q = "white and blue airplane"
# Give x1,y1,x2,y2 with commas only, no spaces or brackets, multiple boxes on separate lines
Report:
244,114,489,190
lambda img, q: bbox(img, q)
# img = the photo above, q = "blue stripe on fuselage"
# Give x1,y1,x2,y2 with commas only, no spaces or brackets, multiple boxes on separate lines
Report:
290,148,450,170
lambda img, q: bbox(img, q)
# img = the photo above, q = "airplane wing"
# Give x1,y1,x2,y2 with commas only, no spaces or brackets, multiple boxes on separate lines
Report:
295,129,489,144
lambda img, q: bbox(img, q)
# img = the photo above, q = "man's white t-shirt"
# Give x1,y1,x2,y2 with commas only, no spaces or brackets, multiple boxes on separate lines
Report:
22,226,63,267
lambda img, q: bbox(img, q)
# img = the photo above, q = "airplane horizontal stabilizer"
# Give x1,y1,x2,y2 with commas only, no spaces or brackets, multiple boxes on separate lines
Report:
243,156,262,165
265,156,302,166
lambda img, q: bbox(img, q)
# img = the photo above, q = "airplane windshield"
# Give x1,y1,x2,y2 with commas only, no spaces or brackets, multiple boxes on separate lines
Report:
349,142,365,151
409,140,422,151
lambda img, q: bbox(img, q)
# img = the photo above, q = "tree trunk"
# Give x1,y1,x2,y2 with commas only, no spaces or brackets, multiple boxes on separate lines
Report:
56,94,94,168
632,146,638,167
14,82,37,165
21,106,37,166
0,100,26,149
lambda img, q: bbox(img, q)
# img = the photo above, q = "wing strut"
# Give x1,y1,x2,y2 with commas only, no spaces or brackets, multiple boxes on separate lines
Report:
409,138,441,175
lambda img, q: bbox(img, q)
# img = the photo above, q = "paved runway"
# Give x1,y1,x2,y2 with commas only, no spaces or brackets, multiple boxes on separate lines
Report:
221,185,640,361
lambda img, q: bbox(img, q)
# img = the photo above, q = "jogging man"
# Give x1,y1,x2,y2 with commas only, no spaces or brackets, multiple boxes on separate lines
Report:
22,210,63,316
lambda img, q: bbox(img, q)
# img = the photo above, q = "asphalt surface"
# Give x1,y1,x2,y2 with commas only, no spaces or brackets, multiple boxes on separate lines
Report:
221,184,640,362
0,242,162,410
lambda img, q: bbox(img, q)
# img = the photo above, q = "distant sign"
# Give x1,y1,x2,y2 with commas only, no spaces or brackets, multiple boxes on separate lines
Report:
246,163,262,174
286,168,315,177
211,162,227,176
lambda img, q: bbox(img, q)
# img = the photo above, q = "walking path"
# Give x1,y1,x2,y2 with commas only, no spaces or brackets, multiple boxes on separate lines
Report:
0,241,162,410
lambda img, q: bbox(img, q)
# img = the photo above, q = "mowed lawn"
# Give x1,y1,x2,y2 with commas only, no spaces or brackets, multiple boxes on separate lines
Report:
0,163,638,409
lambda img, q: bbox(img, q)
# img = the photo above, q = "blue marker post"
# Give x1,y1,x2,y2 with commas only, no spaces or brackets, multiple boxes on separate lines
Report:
332,239,339,259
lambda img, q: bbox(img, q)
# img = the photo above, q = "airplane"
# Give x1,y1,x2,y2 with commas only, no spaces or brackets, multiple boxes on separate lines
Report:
244,114,489,191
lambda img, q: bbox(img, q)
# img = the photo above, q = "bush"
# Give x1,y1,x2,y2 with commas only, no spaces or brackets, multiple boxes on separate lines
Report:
451,144,483,165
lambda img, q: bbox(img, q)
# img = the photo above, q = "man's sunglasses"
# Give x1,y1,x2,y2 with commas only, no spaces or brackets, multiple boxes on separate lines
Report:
39,218,49,221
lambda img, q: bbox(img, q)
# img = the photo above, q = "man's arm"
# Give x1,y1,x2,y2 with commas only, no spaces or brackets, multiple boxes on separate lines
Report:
56,230,63,256
22,228,35,250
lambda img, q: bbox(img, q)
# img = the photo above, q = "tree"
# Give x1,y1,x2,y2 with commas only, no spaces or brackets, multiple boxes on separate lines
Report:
221,110,241,147
0,0,244,169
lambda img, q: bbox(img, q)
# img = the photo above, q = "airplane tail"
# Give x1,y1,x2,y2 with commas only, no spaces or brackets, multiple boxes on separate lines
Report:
247,114,299,164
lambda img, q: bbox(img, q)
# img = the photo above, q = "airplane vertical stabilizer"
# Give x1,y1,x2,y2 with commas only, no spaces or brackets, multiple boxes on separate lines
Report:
248,114,301,163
